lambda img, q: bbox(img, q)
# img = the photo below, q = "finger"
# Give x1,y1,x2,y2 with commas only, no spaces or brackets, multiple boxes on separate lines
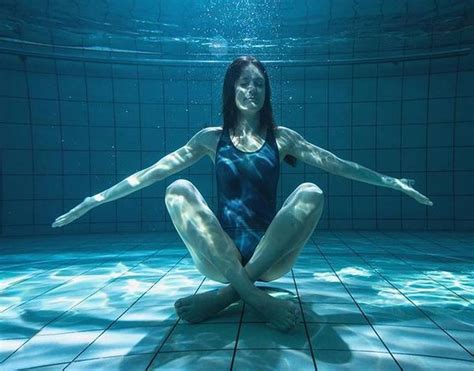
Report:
53,218,64,227
52,219,62,227
419,197,433,206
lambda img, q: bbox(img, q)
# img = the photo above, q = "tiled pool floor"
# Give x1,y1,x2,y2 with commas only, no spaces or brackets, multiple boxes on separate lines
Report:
0,231,472,370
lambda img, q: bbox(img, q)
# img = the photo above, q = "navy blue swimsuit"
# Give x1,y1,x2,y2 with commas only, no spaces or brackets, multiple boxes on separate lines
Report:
215,126,280,265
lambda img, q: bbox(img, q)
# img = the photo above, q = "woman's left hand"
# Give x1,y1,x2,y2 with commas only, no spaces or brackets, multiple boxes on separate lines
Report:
395,178,433,206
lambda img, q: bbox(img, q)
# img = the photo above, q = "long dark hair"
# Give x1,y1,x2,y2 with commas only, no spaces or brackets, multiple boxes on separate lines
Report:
222,56,297,167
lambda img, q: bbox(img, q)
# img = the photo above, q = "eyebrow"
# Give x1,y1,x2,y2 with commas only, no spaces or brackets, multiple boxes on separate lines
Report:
239,77,264,81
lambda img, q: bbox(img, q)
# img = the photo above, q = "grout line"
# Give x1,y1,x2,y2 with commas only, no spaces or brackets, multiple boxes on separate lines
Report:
329,231,473,357
384,229,468,256
229,294,246,370
0,245,143,310
425,26,434,229
362,231,472,303
309,233,404,370
68,249,189,367
110,37,118,234
291,267,318,370
1,242,170,363
83,57,92,234
452,55,460,230
144,252,208,367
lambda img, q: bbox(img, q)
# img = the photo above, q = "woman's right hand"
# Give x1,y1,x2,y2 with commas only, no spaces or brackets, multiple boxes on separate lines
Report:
396,178,434,206
52,197,96,228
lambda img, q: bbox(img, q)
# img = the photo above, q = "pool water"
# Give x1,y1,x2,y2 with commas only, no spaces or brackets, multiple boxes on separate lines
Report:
0,231,472,370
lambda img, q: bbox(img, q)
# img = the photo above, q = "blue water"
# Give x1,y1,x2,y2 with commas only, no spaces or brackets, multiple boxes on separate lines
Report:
0,231,473,369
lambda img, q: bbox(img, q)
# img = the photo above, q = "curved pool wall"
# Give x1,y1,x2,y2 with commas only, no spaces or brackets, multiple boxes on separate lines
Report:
1,0,473,237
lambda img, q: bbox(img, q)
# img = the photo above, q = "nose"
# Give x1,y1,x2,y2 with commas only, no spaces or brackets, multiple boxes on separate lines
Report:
248,83,257,94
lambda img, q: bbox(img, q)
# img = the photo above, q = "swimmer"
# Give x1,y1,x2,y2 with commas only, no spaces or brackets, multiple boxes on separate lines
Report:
52,56,433,332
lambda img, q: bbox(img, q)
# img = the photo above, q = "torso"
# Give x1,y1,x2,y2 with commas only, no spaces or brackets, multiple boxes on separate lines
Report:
203,126,291,165
213,124,281,265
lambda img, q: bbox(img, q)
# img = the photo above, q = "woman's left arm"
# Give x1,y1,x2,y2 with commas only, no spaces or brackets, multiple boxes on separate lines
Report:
283,127,433,206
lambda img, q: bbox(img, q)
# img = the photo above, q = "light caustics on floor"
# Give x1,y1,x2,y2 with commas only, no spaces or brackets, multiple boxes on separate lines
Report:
0,231,472,370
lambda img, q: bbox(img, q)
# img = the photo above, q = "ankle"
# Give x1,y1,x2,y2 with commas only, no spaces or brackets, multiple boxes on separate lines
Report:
219,285,240,303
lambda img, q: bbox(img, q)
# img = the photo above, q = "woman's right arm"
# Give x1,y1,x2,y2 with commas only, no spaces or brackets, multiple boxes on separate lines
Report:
52,127,215,228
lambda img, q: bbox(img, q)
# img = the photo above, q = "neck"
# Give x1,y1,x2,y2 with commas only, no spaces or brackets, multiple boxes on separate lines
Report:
235,111,262,135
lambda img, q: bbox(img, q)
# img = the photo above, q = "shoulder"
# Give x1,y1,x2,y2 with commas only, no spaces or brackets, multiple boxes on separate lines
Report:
274,125,304,144
199,126,224,136
190,126,222,140
188,126,223,151
274,125,300,137
273,125,305,158
196,126,223,142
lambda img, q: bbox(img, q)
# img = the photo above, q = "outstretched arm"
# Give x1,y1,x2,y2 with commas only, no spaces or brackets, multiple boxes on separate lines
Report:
52,128,214,228
283,127,433,206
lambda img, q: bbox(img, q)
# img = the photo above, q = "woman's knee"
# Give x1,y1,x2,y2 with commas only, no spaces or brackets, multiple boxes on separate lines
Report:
296,182,324,207
164,179,198,211
291,182,324,221
165,179,195,197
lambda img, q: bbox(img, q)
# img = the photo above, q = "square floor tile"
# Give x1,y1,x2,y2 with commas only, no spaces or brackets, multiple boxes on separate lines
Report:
423,304,474,331
76,325,173,360
149,349,234,370
0,311,47,340
374,325,472,360
160,323,238,352
1,330,101,369
394,354,474,370
302,303,367,324
314,350,400,370
38,306,126,335
238,323,309,349
446,329,474,354
114,304,178,328
234,349,315,370
307,324,386,352
67,353,154,370
23,363,68,370
0,338,28,362
296,282,354,304
359,303,437,328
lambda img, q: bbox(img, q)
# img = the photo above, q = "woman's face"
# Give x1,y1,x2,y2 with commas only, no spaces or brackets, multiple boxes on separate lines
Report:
234,64,266,114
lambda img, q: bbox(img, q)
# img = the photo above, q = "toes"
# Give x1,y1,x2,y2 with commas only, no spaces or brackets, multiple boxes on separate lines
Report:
176,305,190,318
175,296,194,309
174,300,183,309
176,308,185,319
294,308,301,322
267,318,295,332
178,309,191,321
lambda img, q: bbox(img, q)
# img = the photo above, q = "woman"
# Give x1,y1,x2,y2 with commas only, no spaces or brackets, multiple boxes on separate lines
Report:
52,56,433,332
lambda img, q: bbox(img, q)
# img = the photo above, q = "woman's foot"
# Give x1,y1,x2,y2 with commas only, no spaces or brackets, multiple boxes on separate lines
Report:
174,287,239,323
249,290,300,332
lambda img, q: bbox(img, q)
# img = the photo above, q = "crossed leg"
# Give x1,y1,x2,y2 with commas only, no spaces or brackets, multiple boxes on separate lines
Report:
164,179,324,331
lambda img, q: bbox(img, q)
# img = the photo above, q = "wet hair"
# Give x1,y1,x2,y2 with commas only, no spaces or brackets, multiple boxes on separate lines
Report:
222,56,297,167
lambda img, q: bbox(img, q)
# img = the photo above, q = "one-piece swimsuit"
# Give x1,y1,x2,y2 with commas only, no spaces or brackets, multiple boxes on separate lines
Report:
215,125,280,265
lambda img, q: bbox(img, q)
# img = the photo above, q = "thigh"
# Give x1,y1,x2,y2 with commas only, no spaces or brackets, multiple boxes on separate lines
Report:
253,182,323,282
165,179,242,283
